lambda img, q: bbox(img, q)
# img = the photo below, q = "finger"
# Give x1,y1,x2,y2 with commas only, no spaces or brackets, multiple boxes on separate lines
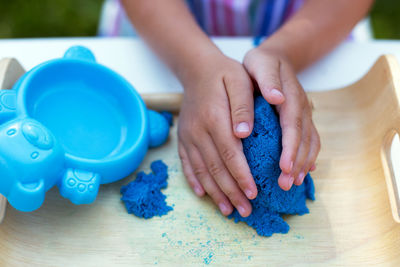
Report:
278,172,294,191
207,110,258,200
278,65,303,175
178,141,205,196
310,163,317,172
245,55,285,105
295,127,321,185
196,134,253,217
279,110,302,177
292,117,312,186
186,144,233,216
224,74,254,139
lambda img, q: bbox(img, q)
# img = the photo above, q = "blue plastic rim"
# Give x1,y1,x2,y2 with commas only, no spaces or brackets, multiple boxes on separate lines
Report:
0,46,170,211
18,48,149,181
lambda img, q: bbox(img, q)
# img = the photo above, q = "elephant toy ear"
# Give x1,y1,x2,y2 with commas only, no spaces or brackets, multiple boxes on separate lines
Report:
147,110,170,148
8,180,45,212
63,46,96,63
0,89,17,124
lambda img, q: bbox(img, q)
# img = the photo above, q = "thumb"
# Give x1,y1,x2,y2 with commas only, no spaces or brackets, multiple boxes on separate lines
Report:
244,54,285,105
224,75,254,139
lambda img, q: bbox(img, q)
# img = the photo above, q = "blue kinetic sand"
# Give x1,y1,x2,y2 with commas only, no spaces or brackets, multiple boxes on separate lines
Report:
121,160,172,218
229,96,315,237
0,46,170,212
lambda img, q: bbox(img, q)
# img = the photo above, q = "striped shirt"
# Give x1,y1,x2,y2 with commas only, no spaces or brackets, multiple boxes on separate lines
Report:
99,0,304,39
185,0,303,37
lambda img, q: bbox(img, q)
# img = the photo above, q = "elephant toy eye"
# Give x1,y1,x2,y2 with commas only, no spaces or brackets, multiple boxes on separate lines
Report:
23,128,38,140
22,122,54,150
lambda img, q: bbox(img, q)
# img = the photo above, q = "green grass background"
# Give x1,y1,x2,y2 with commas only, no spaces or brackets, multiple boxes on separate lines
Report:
0,0,398,39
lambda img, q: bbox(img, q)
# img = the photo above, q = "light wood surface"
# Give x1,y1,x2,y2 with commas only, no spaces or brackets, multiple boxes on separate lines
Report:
1,56,400,266
141,93,183,113
0,58,25,224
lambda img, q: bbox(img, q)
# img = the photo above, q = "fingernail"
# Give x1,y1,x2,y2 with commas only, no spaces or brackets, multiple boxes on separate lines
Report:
287,176,294,189
271,89,283,97
194,186,202,196
237,205,246,216
219,203,229,214
236,122,250,133
296,172,305,185
245,189,254,199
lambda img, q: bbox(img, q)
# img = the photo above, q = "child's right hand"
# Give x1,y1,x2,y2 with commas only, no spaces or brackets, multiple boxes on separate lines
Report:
177,52,258,217
243,46,321,190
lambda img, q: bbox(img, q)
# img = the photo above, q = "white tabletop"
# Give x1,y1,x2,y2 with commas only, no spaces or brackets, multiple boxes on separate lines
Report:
0,37,399,93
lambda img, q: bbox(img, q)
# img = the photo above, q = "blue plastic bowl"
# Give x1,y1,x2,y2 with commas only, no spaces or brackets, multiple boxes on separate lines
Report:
0,46,170,211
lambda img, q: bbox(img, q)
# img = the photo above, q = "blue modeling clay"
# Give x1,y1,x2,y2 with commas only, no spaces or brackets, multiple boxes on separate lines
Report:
229,96,315,237
121,160,173,219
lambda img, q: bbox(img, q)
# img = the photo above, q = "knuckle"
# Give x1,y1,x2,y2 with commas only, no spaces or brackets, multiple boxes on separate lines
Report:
193,167,207,179
208,162,223,177
220,147,236,163
203,108,214,119
232,103,251,119
295,117,302,131
204,108,223,127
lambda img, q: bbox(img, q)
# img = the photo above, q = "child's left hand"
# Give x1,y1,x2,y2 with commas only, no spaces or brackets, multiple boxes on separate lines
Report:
243,47,321,190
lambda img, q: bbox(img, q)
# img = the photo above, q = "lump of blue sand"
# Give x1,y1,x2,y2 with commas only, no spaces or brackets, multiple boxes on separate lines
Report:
121,160,173,219
229,96,315,237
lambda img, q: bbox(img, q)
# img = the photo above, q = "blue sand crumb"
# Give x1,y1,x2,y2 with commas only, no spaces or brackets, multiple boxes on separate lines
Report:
121,160,173,219
160,111,174,126
229,96,315,237
204,252,214,265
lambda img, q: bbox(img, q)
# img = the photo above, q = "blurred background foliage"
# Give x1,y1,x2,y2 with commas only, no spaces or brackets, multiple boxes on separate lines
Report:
370,0,400,38
0,0,398,39
0,0,103,38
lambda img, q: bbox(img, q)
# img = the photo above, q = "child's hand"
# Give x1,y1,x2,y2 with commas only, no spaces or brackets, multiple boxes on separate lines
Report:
243,47,320,191
178,53,258,217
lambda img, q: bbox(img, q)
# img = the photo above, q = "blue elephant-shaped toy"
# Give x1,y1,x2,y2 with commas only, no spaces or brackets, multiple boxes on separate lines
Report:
0,46,170,212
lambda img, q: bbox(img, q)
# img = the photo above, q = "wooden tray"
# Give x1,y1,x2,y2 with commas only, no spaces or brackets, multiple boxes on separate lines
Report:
0,56,400,266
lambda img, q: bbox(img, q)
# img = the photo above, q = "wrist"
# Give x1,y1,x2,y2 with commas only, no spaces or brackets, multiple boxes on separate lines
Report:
257,31,308,72
176,47,226,87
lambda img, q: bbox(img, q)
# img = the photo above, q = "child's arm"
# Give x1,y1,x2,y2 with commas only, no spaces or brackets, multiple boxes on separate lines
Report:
121,0,263,217
243,0,374,189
